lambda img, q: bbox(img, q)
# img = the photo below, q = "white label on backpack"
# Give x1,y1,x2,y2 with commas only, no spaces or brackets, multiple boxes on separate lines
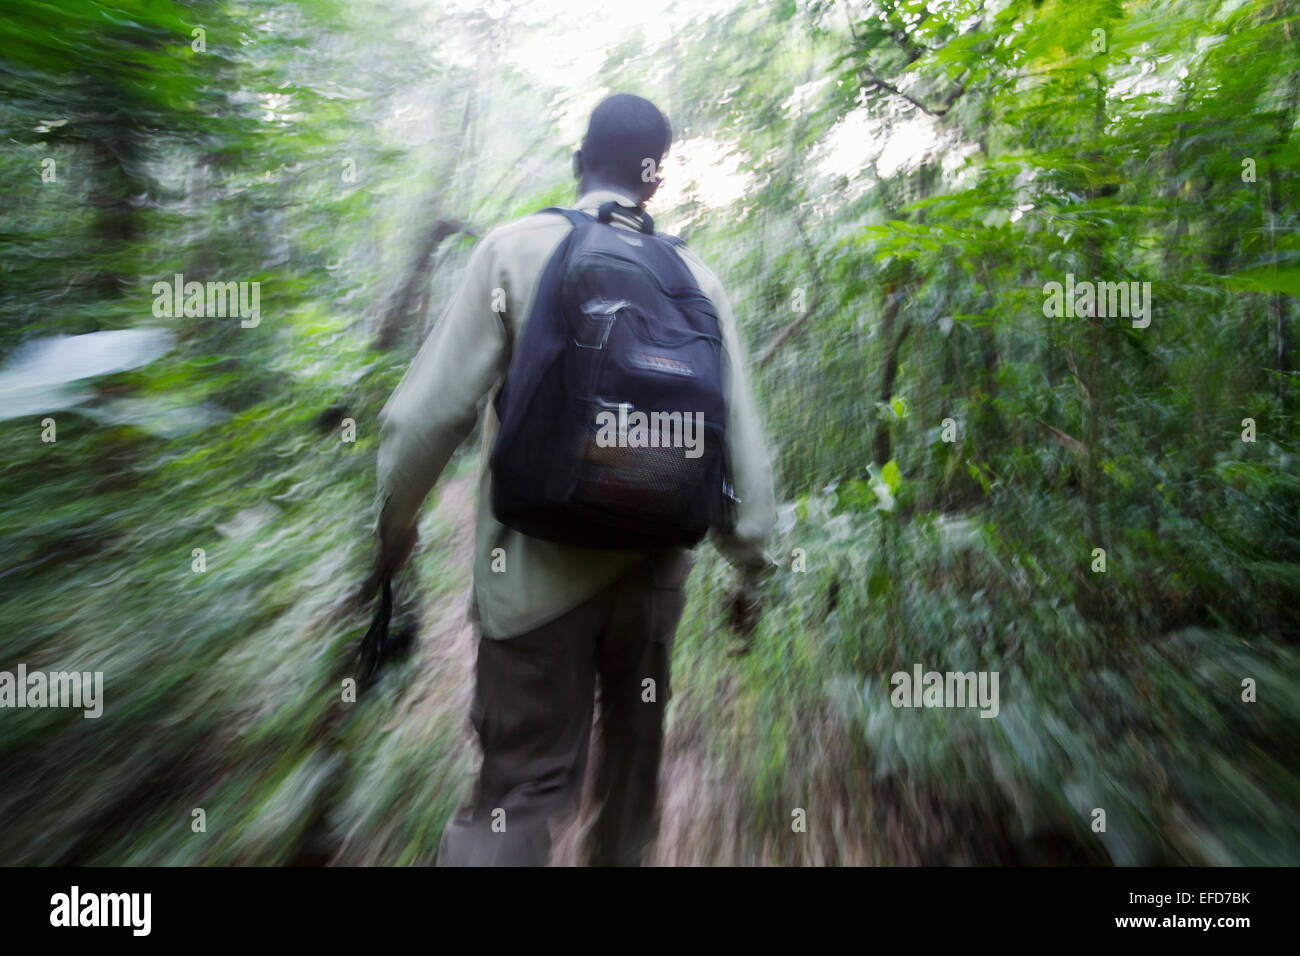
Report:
630,351,694,377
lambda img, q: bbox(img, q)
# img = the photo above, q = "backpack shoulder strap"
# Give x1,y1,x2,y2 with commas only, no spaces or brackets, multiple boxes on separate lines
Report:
538,203,674,242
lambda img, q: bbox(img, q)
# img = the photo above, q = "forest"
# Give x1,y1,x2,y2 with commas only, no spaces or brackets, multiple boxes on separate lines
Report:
0,0,1297,866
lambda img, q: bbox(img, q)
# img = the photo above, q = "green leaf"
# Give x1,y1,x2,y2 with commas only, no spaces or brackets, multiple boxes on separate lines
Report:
1223,265,1300,298
881,459,902,494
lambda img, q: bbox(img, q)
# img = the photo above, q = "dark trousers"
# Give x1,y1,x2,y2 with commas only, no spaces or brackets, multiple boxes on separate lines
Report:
437,549,691,866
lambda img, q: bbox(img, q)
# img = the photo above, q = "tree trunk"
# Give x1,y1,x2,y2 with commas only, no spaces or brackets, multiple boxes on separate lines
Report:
372,219,464,350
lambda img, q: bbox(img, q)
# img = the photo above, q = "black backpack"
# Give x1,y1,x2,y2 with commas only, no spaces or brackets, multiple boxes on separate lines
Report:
490,201,731,550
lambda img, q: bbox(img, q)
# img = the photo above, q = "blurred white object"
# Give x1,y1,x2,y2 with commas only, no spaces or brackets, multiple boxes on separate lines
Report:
0,328,175,420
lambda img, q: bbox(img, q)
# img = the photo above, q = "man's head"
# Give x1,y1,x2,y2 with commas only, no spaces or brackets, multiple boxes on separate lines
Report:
573,93,672,205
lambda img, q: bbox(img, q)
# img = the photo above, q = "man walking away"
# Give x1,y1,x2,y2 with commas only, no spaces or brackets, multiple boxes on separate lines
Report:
373,93,777,866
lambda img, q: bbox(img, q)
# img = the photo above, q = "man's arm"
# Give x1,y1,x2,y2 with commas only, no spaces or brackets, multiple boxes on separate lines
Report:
373,234,508,578
694,265,779,585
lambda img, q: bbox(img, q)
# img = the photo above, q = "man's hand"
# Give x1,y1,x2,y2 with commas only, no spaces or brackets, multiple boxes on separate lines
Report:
725,586,761,636
354,522,418,608
723,565,767,656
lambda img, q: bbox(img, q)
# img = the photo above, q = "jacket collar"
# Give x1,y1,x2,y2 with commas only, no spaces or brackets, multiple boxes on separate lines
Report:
575,187,643,211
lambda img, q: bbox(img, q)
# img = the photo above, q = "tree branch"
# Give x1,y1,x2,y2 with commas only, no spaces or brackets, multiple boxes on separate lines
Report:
860,64,968,118
756,291,822,368
756,206,829,367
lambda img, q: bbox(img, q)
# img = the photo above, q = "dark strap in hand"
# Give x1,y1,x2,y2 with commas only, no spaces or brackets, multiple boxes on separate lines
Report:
357,577,393,688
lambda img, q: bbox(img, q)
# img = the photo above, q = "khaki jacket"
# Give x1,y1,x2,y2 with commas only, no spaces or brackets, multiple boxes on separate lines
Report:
377,188,777,638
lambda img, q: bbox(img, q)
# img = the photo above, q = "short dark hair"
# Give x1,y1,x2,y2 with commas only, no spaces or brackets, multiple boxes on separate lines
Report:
581,94,672,192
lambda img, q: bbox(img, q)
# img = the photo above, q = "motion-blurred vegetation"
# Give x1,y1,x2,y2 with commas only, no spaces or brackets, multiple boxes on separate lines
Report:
1,0,1297,865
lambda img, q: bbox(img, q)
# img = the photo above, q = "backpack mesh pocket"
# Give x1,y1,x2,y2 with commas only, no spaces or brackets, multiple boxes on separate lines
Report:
573,411,722,529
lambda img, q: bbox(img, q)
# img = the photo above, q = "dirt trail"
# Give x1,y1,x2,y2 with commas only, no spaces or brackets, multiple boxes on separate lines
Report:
403,474,478,726
408,472,745,866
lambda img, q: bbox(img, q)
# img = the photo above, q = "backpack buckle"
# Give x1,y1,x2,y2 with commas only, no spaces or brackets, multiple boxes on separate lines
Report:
596,200,654,234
